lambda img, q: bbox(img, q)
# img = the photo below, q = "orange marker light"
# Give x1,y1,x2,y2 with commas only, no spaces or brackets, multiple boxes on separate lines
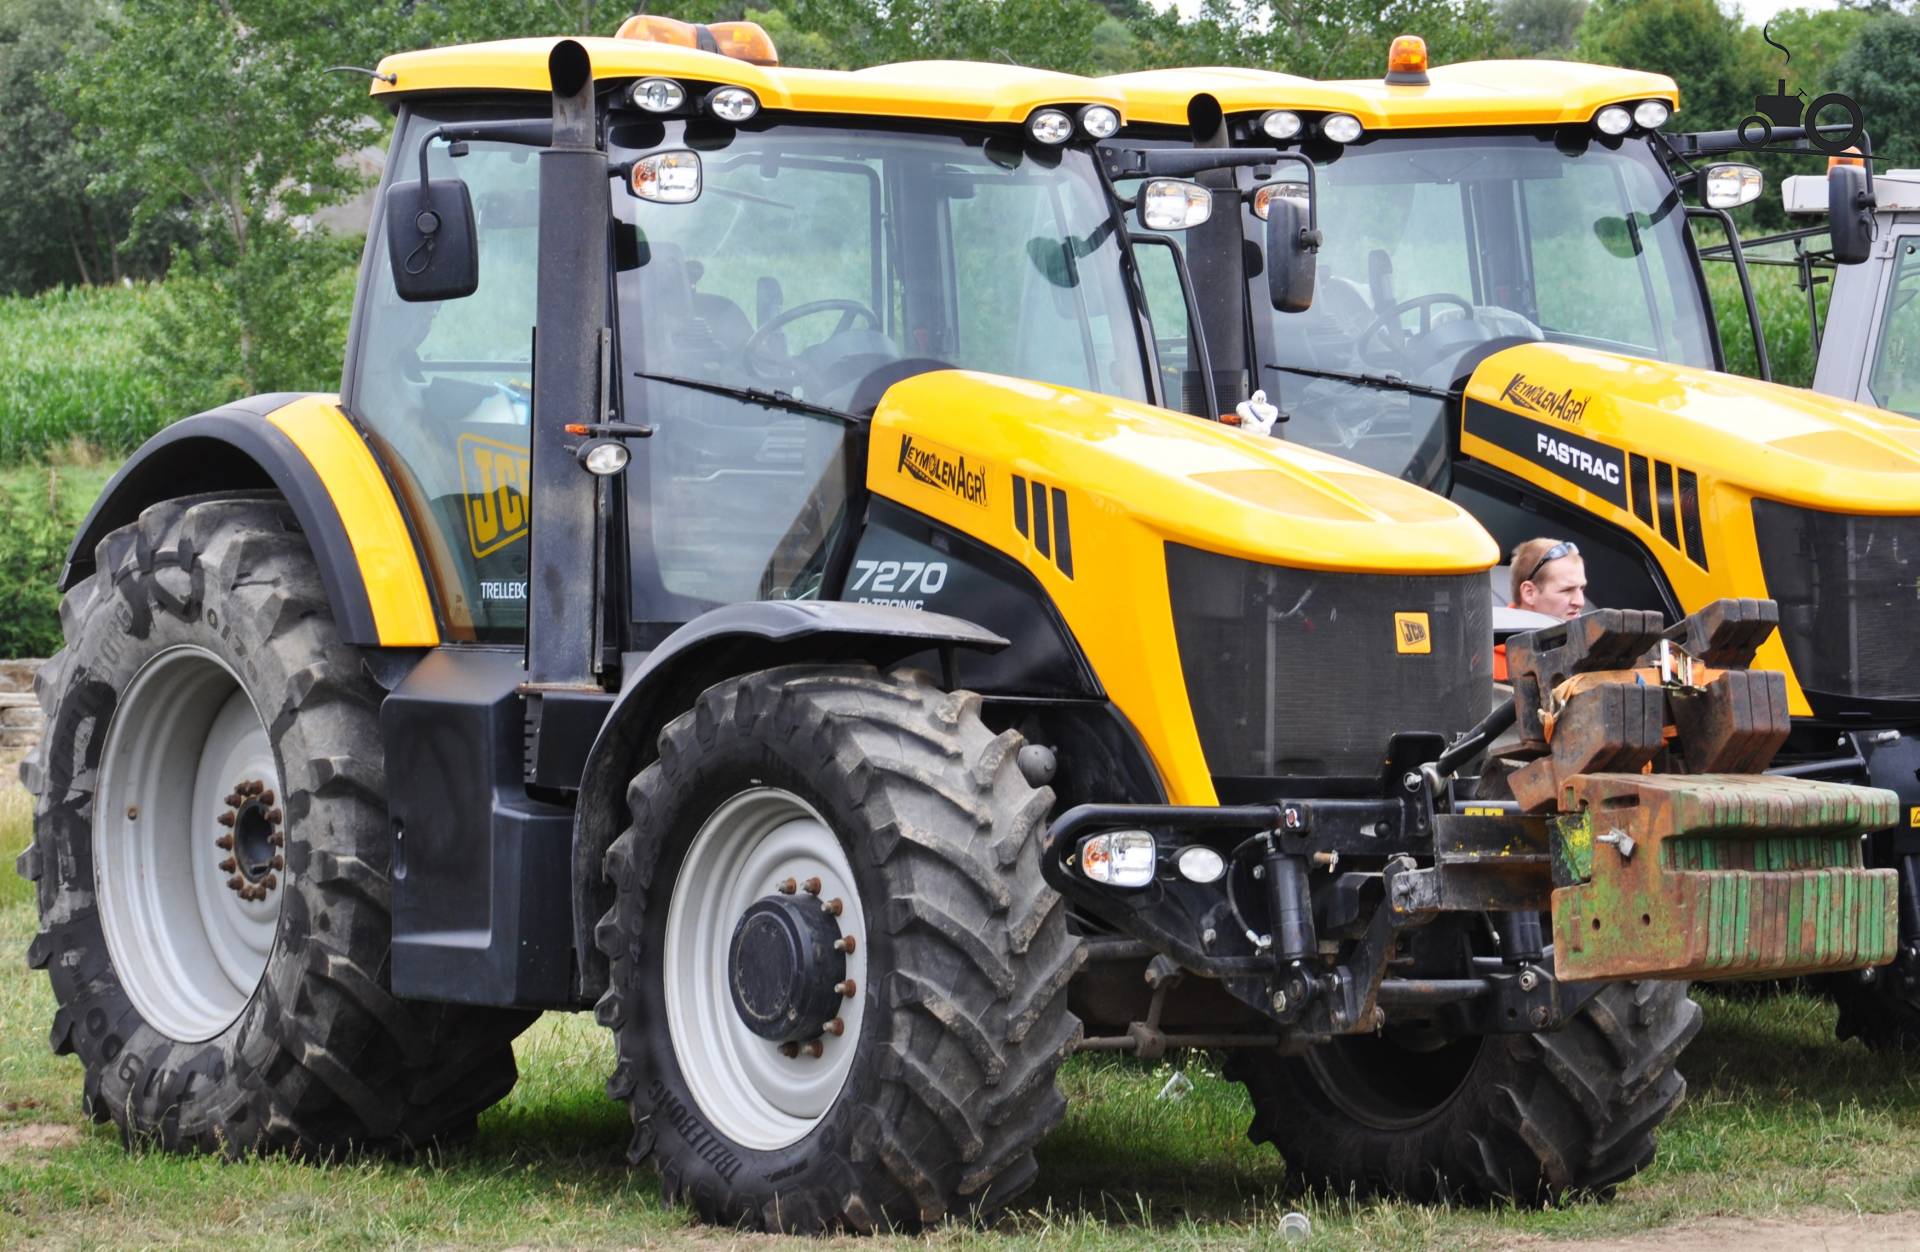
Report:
1830,148,1865,170
1385,34,1429,85
614,15,780,66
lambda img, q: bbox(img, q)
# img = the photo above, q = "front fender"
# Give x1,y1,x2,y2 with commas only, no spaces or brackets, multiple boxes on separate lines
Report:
67,394,436,647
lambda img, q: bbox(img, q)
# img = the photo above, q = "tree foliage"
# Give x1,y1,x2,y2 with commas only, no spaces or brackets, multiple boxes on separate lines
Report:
1833,13,1920,168
1128,0,1514,80
0,0,186,293
1577,0,1768,131
1498,0,1587,55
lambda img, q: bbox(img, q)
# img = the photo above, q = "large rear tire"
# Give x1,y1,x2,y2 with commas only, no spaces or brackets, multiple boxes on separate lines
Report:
596,665,1081,1232
16,494,533,1154
1226,980,1700,1201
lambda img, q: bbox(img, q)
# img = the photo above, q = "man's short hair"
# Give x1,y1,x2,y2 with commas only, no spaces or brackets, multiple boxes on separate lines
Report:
1510,537,1571,603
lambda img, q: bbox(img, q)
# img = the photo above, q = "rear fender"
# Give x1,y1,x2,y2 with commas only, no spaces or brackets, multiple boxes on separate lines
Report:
66,394,437,647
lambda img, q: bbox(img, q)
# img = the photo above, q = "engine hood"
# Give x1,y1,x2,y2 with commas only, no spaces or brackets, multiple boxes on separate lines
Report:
1462,342,1920,513
871,369,1498,574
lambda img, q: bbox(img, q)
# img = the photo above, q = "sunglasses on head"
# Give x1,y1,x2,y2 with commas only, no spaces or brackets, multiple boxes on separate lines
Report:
1521,541,1578,586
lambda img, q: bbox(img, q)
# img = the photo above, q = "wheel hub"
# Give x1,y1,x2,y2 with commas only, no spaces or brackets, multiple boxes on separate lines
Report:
728,889,847,1044
215,778,284,902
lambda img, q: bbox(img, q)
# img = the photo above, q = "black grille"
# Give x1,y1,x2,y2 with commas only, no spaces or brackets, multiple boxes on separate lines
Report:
1166,544,1493,779
1752,501,1920,704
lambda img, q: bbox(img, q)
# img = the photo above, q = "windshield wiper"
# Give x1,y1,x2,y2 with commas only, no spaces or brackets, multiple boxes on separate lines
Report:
1263,362,1453,401
631,369,860,423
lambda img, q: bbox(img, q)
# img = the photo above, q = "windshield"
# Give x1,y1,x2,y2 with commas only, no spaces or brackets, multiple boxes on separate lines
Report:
613,119,1152,630
1261,131,1714,485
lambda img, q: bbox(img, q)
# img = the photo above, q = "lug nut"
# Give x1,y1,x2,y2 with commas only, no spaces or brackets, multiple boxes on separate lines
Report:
259,790,275,806
215,834,234,850
270,854,284,871
802,877,822,896
833,936,857,954
217,812,236,828
823,898,843,917
224,793,243,807
834,979,857,998
822,1017,845,1036
218,857,236,873
804,1039,824,1058
262,873,278,890
227,874,245,891
265,808,282,826
270,831,285,847
776,877,797,895
779,1041,800,1058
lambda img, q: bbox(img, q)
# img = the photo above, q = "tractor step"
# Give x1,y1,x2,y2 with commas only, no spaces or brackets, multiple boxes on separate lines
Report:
1549,772,1899,980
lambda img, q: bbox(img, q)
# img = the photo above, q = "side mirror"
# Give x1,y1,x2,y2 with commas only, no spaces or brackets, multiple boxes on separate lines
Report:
385,176,478,302
1264,188,1318,312
1830,163,1876,266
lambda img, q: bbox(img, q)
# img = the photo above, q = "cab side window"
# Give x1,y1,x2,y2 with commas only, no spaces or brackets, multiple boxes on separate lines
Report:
351,115,542,641
1870,241,1920,417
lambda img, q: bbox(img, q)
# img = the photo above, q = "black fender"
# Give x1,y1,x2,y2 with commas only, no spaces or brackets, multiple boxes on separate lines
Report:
569,599,1009,999
65,394,413,648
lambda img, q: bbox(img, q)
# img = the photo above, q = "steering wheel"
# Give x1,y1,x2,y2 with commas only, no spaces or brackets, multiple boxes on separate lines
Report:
1356,293,1476,369
744,299,882,383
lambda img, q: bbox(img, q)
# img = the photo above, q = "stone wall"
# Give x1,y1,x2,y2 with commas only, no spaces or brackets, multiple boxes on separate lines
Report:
0,659,44,769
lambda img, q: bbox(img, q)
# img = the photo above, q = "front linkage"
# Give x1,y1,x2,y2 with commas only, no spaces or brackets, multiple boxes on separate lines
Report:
1044,598,1899,1045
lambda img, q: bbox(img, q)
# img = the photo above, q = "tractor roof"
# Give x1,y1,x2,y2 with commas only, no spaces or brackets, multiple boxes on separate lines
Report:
1108,60,1679,131
371,37,1123,125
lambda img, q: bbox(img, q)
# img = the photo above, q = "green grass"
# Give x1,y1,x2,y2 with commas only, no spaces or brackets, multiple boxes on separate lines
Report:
4,791,1920,1249
0,285,164,465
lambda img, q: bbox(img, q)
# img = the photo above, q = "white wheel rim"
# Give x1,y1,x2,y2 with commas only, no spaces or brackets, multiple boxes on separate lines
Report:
94,646,283,1043
663,787,870,1151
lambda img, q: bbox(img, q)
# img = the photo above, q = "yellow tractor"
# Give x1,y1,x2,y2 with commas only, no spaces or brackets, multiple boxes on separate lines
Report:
1107,46,1920,1046
12,19,1899,1231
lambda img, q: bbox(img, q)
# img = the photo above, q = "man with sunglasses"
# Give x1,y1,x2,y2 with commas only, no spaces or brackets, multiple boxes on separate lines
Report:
1509,537,1587,619
1494,538,1586,682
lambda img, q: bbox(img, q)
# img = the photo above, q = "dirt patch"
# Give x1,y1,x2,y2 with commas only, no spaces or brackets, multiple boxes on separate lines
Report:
0,1122,82,1161
1506,1212,1920,1251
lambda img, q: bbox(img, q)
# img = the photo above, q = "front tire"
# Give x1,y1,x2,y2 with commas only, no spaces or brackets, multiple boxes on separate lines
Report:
16,493,532,1154
1226,980,1700,1201
596,665,1081,1232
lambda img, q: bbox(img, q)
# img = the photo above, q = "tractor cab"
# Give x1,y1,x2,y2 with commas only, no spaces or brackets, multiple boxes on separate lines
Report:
360,24,1167,647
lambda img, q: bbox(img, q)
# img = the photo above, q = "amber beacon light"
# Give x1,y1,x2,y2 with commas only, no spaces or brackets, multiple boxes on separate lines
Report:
613,15,781,65
1385,35,1430,86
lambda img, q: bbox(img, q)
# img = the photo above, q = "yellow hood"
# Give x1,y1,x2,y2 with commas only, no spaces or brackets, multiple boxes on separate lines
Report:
1464,342,1920,513
872,370,1497,575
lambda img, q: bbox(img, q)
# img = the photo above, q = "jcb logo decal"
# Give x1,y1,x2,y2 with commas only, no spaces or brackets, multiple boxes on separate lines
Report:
1909,805,1920,829
1394,612,1431,655
459,434,530,558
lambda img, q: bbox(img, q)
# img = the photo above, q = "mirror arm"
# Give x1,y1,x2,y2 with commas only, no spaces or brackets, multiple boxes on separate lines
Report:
413,119,559,188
